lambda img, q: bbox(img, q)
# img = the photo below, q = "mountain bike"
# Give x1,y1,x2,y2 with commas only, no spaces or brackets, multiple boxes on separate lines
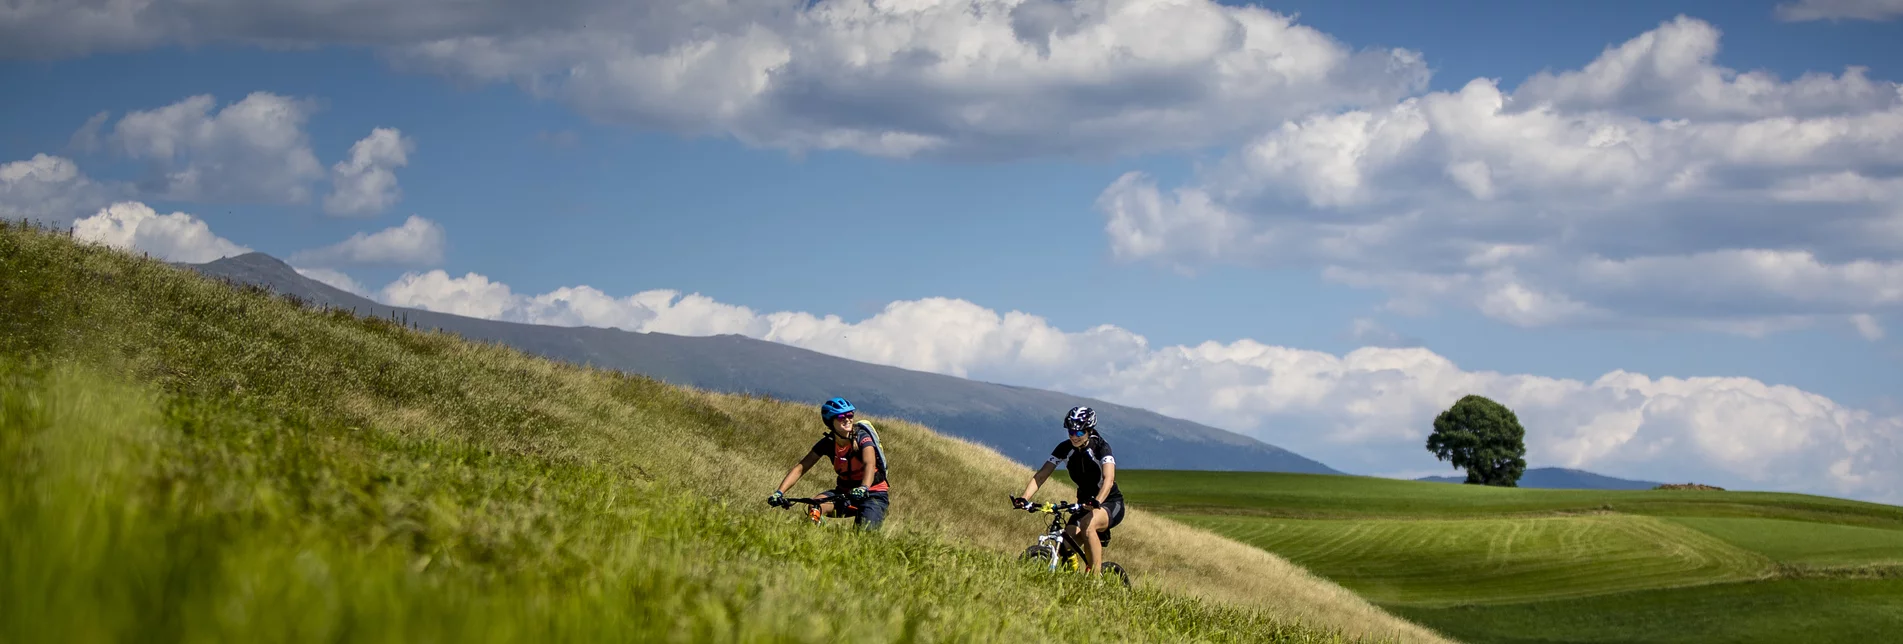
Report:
1012,498,1131,588
769,495,859,526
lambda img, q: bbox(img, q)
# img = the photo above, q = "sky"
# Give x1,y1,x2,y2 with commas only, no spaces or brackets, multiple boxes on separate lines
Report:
3,0,1901,503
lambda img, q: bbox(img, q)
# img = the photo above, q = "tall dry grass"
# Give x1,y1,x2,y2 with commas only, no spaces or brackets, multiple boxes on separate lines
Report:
1,220,1452,643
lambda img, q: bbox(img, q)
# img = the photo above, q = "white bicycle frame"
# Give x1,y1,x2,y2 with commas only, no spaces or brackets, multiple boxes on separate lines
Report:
1024,502,1087,572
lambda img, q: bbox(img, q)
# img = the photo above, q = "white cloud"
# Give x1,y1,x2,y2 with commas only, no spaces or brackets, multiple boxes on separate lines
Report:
1514,15,1897,119
70,201,251,263
1098,16,1903,335
288,215,446,267
68,111,111,153
407,0,1431,159
0,0,603,58
109,92,325,204
1775,0,1903,22
377,270,772,337
1851,314,1886,340
0,153,129,225
1769,171,1903,204
2,0,1429,160
378,270,519,320
325,127,415,217
359,269,1903,504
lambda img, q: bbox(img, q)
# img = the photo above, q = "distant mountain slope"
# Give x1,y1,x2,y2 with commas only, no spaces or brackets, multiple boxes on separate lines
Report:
182,252,1341,475
1416,467,1664,490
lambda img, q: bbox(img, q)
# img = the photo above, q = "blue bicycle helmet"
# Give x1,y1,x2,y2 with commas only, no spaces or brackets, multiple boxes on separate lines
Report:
820,397,857,425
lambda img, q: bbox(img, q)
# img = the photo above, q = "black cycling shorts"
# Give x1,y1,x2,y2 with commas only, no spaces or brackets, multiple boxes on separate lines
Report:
1100,497,1125,531
1072,498,1124,531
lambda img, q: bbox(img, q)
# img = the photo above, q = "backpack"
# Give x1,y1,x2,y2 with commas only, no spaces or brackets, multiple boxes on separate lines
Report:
852,420,890,478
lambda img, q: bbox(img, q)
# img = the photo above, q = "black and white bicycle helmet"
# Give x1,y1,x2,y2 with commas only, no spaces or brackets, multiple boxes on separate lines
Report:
1064,406,1096,432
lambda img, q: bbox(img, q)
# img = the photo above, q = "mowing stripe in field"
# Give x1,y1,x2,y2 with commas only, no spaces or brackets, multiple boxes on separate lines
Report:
1667,517,1903,567
1120,470,1903,529
1173,514,1775,607
1389,577,1903,644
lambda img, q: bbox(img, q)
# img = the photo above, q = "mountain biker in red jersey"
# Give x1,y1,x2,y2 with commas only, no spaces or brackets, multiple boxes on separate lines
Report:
768,397,890,530
1012,406,1124,575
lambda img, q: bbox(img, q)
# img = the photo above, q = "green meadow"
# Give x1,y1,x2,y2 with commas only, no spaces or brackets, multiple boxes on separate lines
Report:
1118,469,1903,643
17,214,1895,643
0,221,1454,643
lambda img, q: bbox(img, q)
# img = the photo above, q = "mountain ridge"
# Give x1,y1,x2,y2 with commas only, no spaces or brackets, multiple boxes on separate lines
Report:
1415,467,1665,490
181,252,1342,475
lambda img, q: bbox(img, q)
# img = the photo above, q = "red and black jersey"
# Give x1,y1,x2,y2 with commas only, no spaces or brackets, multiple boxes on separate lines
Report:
810,423,889,493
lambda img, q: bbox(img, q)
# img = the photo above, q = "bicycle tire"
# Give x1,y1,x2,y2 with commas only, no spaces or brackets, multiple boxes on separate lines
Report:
1100,562,1131,588
1019,545,1057,569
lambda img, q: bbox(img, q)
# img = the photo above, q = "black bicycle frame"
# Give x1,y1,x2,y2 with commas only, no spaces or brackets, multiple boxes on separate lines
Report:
773,495,861,514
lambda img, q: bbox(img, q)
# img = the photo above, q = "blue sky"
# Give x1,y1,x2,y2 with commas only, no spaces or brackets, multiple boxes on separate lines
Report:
4,0,1901,502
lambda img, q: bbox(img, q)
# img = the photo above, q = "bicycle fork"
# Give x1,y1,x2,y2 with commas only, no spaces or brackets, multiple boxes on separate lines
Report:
1038,533,1082,572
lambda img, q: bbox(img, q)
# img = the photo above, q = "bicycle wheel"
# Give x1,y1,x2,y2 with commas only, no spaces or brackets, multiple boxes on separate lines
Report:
1100,562,1131,588
1019,545,1057,569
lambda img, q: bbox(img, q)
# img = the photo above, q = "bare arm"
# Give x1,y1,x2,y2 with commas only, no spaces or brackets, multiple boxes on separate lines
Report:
1095,460,1116,505
1020,461,1056,500
776,450,822,494
859,443,878,489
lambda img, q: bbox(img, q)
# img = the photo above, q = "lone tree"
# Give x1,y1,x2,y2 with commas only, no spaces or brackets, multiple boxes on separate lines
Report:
1425,394,1527,487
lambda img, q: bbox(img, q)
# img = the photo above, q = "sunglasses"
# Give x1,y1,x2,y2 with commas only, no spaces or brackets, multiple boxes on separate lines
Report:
835,412,854,420
1067,428,1088,437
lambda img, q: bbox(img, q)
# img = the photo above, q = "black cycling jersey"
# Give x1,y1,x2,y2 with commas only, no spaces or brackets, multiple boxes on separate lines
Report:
1048,434,1122,503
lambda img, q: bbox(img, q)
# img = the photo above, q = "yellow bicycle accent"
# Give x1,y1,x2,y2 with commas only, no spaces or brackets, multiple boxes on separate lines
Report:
1011,498,1131,588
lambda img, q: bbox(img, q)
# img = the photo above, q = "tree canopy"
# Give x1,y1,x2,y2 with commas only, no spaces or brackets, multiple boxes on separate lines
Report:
1425,394,1527,487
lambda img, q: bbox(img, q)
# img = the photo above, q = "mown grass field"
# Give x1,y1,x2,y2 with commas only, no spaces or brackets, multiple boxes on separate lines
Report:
1178,515,1772,606
0,221,1451,643
1383,578,1903,644
1117,469,1903,643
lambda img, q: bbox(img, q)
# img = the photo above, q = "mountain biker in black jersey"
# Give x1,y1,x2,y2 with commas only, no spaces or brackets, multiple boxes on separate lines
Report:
767,397,891,530
1012,406,1124,575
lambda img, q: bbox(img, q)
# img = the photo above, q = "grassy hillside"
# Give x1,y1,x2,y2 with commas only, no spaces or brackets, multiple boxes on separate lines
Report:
0,221,1449,643
1118,469,1903,644
182,251,1342,476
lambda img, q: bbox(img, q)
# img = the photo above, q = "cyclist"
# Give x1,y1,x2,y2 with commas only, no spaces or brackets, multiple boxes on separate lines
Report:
1012,405,1124,575
767,397,891,530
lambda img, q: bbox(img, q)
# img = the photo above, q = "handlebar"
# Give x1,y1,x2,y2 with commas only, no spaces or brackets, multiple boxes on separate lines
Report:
771,496,859,511
1010,497,1093,514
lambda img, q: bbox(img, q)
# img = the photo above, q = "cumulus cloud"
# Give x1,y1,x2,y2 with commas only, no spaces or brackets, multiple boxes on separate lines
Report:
1,0,1429,160
0,153,129,225
325,127,414,216
1775,0,1903,22
378,270,771,337
70,201,251,263
1851,314,1886,340
1099,16,1903,334
378,270,520,320
288,215,446,267
108,92,325,203
0,0,602,58
362,270,1903,504
67,111,111,153
1514,16,1897,119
